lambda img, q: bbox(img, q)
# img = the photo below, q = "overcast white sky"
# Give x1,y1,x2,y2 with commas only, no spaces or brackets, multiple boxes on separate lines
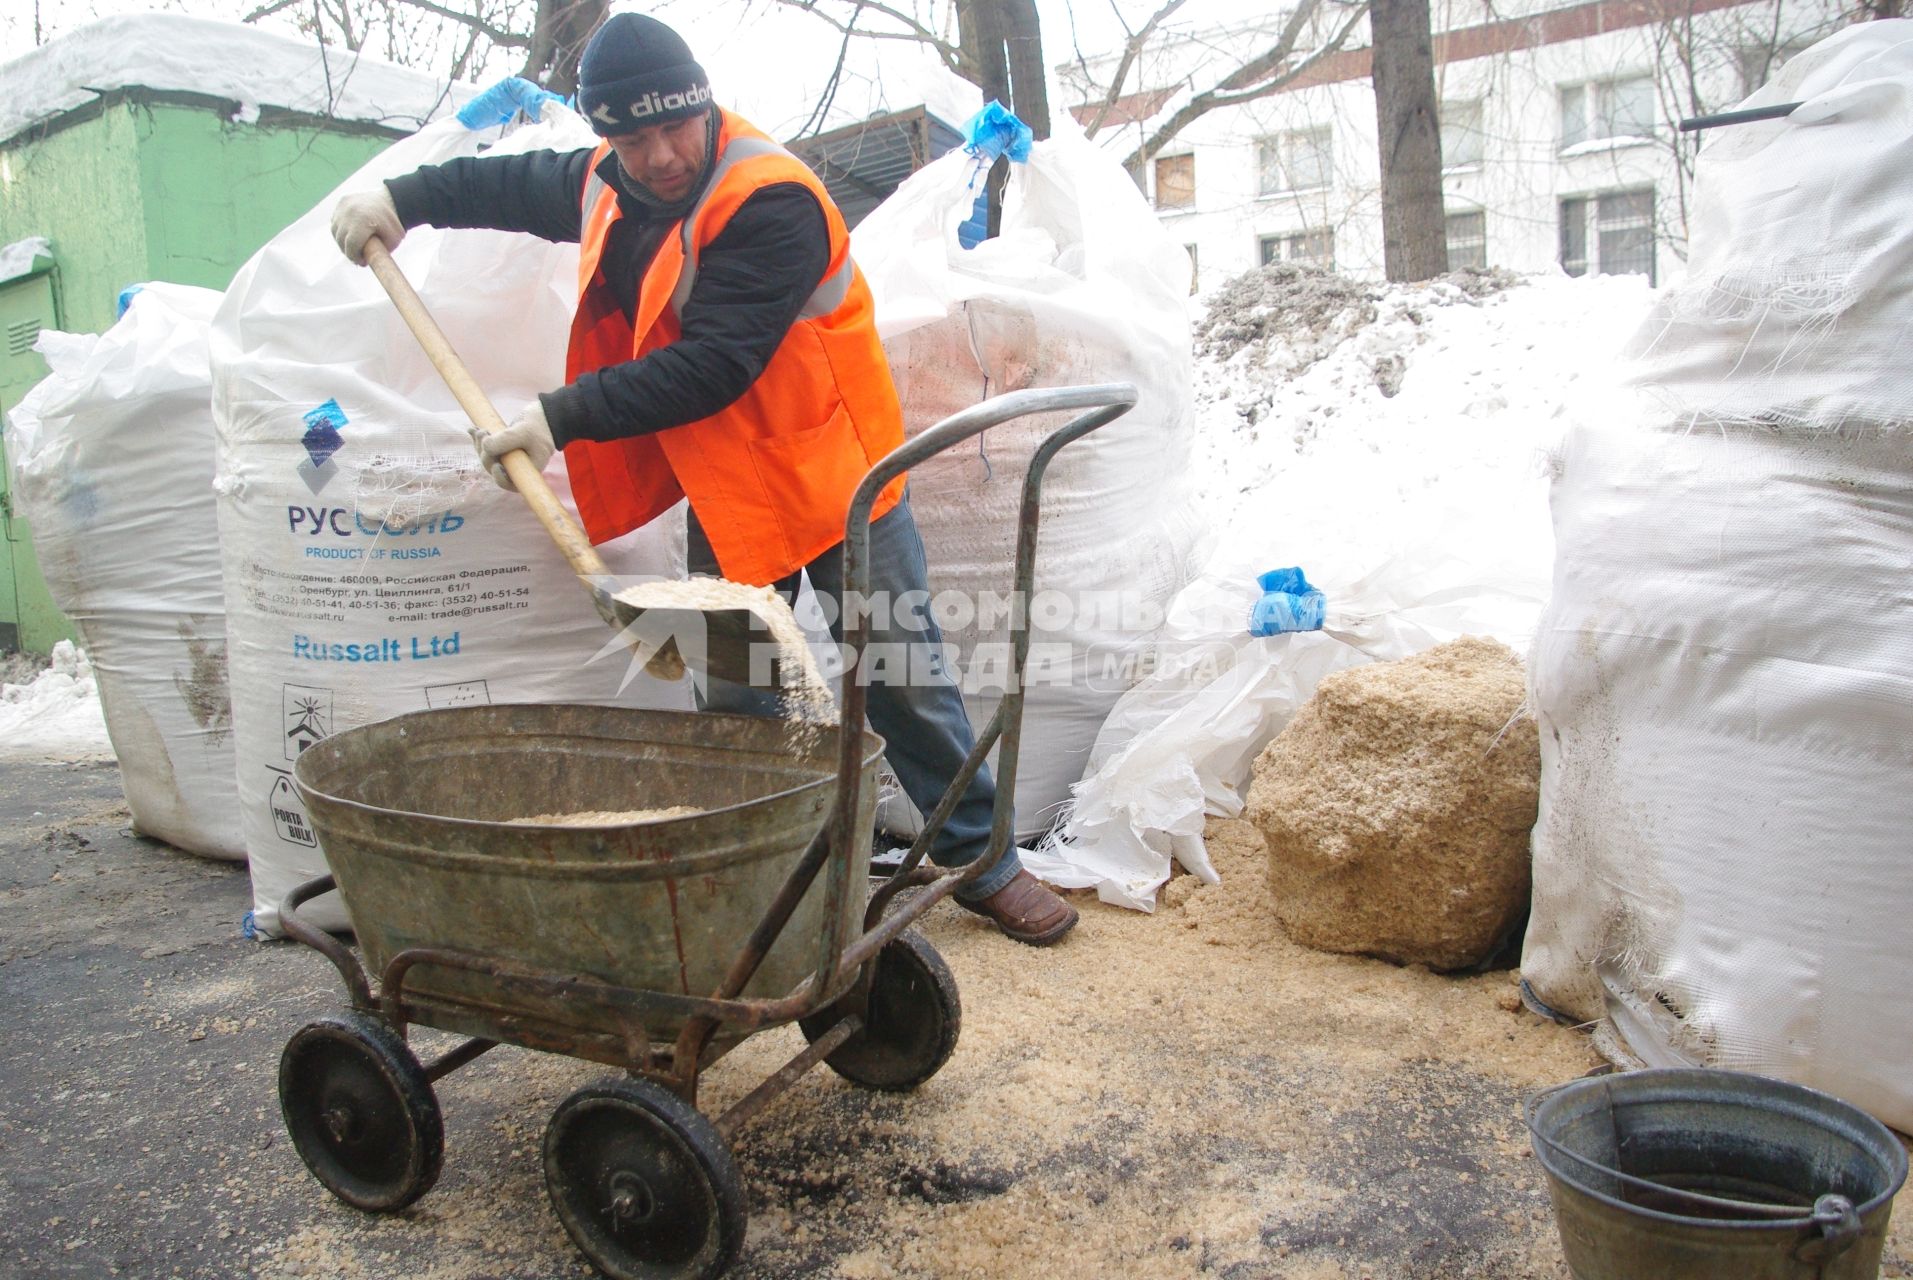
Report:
0,0,1286,142
0,1,1252,76
1,0,1225,137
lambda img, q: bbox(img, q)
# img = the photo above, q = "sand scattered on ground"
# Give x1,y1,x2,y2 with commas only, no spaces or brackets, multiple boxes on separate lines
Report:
237,820,1912,1280
504,806,704,826
239,816,1695,1280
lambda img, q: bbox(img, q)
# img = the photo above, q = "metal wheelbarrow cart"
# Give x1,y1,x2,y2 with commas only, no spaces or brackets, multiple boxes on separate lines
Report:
274,383,1138,1280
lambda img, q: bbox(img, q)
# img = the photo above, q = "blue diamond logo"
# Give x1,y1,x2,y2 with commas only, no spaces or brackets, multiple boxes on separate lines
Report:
302,422,343,469
301,399,348,469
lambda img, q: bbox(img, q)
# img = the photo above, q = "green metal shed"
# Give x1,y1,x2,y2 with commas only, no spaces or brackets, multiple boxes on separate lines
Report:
1,18,467,654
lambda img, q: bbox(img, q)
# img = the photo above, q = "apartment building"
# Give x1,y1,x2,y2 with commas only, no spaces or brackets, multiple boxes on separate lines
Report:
1061,0,1850,288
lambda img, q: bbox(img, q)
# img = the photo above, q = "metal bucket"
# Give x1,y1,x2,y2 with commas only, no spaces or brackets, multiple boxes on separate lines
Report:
1529,1068,1907,1280
291,703,883,1062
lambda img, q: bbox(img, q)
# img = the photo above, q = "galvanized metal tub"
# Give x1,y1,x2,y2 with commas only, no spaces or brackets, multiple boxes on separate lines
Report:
291,703,883,1063
1530,1068,1907,1280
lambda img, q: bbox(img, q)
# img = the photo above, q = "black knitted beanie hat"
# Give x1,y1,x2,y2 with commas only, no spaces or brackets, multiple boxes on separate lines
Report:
577,13,713,135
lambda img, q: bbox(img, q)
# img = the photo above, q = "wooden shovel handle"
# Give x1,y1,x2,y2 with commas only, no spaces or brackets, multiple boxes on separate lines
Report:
361,234,612,581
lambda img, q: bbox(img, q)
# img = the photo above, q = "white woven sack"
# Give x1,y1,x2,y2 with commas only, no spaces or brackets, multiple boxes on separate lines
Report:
8,284,244,858
1525,21,1913,1131
211,108,688,936
1627,20,1913,430
1523,416,1913,1132
853,121,1204,838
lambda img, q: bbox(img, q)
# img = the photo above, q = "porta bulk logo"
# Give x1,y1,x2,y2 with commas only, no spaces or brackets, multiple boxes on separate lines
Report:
298,399,348,495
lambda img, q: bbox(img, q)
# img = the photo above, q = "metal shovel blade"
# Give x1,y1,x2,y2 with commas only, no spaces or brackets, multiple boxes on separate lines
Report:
586,583,775,688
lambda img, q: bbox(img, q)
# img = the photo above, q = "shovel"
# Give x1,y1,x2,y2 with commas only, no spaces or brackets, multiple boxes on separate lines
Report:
361,234,762,684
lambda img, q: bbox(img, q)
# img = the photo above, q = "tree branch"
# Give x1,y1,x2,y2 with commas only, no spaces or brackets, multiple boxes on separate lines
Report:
1123,0,1370,170
795,5,859,136
1079,0,1190,137
772,0,966,78
242,0,308,25
391,0,529,48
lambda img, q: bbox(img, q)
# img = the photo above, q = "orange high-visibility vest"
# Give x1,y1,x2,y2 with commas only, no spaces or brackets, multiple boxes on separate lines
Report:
561,109,906,586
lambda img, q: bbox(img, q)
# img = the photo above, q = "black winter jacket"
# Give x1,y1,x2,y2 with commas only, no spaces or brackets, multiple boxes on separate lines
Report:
384,143,830,449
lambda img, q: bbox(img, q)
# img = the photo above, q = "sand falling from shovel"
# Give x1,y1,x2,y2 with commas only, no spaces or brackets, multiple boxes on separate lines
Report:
610,577,838,726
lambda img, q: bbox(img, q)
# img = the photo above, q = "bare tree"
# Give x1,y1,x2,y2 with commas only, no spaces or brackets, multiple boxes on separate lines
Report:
774,0,1051,137
1103,0,1370,176
242,0,606,93
1370,0,1445,280
1646,0,1846,264
774,0,1370,176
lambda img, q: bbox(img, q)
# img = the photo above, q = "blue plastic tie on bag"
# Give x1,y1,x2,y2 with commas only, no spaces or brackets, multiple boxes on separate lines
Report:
962,100,1034,163
455,77,565,130
115,283,144,319
956,189,991,250
957,102,1033,249
1249,567,1326,636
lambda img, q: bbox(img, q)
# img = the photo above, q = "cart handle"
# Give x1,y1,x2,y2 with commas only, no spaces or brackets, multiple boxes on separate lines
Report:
670,384,1138,1075
823,384,1139,961
278,874,374,1012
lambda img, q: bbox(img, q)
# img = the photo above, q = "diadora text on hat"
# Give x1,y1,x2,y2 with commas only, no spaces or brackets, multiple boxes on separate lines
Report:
577,13,714,135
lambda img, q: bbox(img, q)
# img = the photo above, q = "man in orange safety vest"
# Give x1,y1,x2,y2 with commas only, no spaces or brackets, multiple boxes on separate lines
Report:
330,12,1077,944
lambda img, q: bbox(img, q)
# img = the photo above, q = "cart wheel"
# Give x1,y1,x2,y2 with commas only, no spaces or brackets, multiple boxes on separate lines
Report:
543,1079,746,1280
799,928,961,1092
278,1011,443,1212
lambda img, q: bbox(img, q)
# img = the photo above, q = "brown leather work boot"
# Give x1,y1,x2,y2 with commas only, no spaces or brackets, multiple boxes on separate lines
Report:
957,870,1079,945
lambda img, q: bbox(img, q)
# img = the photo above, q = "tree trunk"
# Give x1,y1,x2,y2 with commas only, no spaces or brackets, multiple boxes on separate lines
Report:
959,0,1012,106
958,0,1049,136
524,0,607,95
1001,0,1051,140
1371,0,1447,282
958,0,1041,237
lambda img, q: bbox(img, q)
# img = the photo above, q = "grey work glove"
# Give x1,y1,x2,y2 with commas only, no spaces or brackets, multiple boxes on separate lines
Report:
330,186,405,264
477,400,556,491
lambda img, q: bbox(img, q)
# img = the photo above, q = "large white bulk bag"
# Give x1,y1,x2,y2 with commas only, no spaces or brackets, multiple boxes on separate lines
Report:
854,121,1204,838
211,107,687,936
1522,21,1913,1132
7,283,245,858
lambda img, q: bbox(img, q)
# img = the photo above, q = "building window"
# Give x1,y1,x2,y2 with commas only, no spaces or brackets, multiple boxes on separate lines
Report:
1258,229,1335,270
1255,127,1332,195
1736,42,1812,97
1154,153,1195,209
1446,211,1487,269
1560,75,1656,148
1184,243,1199,295
1560,189,1655,284
1441,100,1485,169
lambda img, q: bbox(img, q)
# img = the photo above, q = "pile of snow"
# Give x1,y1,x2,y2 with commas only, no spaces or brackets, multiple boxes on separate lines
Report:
0,641,112,762
0,14,476,146
1190,266,1653,548
0,236,50,284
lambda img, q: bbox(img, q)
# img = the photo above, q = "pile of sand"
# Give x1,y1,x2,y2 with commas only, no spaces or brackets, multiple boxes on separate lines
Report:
1246,636,1539,971
504,806,703,826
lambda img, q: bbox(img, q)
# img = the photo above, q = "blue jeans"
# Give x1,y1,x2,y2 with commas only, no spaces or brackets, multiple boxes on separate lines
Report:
686,494,1021,901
